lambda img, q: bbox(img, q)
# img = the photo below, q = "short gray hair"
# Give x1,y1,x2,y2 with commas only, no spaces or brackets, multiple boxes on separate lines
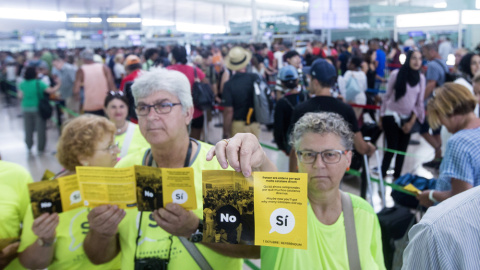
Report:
131,68,193,113
290,112,354,150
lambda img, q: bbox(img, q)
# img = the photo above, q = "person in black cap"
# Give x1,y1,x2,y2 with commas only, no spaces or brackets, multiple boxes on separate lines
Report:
288,59,375,172
274,66,307,155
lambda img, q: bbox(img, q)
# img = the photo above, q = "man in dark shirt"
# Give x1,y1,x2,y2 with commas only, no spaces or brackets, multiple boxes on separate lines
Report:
337,43,351,75
289,59,375,171
222,47,260,138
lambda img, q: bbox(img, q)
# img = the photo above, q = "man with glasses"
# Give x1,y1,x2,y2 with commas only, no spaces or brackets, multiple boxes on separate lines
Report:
288,59,375,172
83,68,260,269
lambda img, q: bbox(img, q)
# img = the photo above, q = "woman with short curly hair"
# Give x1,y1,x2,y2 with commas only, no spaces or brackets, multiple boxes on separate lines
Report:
18,114,122,270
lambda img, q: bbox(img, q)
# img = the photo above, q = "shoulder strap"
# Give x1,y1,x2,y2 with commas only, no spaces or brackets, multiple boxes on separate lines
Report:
36,80,43,100
119,123,136,158
341,191,361,270
178,237,213,270
433,59,448,73
282,97,295,109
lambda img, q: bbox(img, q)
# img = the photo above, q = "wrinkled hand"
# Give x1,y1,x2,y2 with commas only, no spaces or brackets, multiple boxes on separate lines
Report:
87,205,126,238
417,190,434,208
32,213,59,242
0,241,20,268
206,133,266,177
152,203,199,238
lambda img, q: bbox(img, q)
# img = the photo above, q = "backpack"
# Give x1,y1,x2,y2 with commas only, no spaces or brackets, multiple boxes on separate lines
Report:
433,59,456,83
253,74,272,125
345,74,362,103
192,68,214,110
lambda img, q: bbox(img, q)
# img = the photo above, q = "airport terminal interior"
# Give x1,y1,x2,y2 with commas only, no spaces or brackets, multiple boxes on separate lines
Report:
1,0,480,269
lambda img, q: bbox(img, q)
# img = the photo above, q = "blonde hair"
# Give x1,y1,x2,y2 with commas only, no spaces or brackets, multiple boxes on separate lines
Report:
114,53,124,64
57,115,116,171
427,83,477,129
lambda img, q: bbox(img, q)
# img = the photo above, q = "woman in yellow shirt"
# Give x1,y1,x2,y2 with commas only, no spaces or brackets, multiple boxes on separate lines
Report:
104,91,149,158
18,115,122,270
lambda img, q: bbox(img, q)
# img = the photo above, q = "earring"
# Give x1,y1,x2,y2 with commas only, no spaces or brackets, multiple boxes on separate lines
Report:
346,167,350,172
82,162,89,166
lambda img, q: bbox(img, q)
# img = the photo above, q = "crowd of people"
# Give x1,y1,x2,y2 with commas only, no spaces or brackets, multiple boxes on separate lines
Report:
0,34,480,269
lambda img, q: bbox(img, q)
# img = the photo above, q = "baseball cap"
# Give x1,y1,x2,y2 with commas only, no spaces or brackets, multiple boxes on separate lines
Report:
278,65,299,81
125,55,141,66
308,58,336,85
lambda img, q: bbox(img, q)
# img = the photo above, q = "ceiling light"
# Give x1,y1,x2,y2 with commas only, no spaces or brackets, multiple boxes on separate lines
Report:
396,11,459,28
107,18,142,23
176,23,227,34
0,8,66,22
433,2,447,8
142,19,175,26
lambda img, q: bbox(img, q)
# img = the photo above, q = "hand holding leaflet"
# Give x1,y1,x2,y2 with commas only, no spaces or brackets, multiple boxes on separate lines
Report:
87,205,126,238
152,203,199,238
206,133,276,177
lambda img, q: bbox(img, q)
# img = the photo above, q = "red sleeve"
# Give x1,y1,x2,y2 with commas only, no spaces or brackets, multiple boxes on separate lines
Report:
119,78,126,91
196,67,206,81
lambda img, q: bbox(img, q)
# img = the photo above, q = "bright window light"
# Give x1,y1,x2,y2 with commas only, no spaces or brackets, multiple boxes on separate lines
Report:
399,54,406,65
462,10,480,24
67,17,102,23
142,19,175,26
176,23,227,34
447,54,455,66
0,8,66,22
396,11,459,28
107,18,142,23
433,2,447,8
477,0,480,9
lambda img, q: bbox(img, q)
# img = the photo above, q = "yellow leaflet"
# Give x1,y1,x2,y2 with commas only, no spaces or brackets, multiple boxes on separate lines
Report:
254,171,308,250
76,166,137,209
28,179,62,218
162,167,196,210
40,169,55,181
404,184,421,195
202,170,254,245
58,175,84,211
134,165,163,212
0,237,19,250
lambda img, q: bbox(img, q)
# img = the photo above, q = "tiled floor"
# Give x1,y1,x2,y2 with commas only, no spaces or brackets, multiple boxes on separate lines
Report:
0,97,439,270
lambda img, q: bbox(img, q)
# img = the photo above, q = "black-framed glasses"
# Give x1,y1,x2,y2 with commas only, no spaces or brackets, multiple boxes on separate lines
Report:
135,102,182,116
296,149,349,164
96,142,120,154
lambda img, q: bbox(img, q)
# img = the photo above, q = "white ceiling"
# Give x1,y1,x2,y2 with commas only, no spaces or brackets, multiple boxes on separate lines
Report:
0,0,454,32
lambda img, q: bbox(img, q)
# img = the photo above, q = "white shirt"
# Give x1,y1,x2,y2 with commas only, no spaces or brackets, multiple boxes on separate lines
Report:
274,51,284,69
438,41,453,62
402,186,480,269
113,63,126,80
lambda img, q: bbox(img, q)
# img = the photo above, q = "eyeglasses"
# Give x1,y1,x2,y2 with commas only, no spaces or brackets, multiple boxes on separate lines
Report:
296,149,349,164
97,142,120,153
135,102,182,116
108,91,124,97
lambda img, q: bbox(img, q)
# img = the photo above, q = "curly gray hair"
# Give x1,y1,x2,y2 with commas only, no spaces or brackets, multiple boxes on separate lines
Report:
290,112,354,150
131,68,193,113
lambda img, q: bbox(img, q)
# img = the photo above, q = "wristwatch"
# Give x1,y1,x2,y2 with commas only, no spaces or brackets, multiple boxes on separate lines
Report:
188,220,204,243
37,237,57,247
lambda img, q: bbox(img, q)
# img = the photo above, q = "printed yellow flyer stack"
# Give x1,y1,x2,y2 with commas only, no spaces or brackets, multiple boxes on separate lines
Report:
202,170,307,249
76,166,137,209
28,174,83,218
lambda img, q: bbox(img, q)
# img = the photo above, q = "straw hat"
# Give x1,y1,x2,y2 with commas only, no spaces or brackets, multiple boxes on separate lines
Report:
225,46,252,71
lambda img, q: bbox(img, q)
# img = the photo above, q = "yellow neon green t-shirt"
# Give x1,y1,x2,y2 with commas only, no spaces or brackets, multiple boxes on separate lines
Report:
115,139,243,270
19,207,122,269
261,193,386,270
0,161,33,270
115,122,150,158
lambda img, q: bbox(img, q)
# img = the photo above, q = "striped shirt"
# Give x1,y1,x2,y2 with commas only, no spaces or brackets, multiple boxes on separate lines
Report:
402,185,480,269
435,127,480,191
